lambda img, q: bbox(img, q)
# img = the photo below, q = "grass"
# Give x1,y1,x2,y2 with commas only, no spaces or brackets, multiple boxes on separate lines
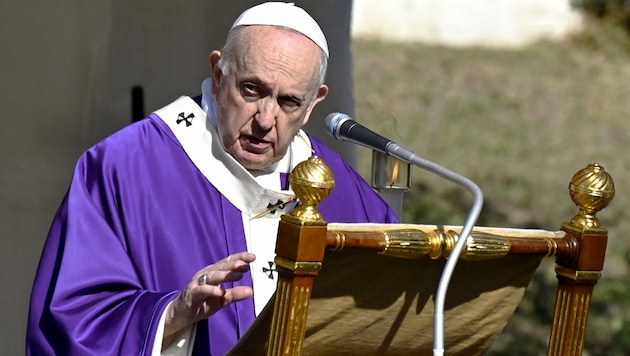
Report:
352,19,630,354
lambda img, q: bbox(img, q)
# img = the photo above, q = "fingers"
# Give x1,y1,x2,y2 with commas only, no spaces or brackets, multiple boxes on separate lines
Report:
195,252,256,287
225,251,257,266
191,251,256,304
227,285,254,302
195,285,253,305
165,252,256,336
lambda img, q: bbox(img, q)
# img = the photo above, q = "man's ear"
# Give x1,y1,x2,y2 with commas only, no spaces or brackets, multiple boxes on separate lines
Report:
209,50,223,94
302,85,329,126
314,85,329,104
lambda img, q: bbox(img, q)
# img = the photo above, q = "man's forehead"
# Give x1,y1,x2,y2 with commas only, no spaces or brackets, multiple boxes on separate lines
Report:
232,32,317,95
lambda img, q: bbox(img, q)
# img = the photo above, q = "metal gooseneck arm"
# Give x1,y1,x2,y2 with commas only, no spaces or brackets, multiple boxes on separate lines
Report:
386,143,484,356
323,113,484,355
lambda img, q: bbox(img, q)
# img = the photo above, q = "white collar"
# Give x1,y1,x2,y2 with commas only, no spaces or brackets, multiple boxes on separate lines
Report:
154,94,313,216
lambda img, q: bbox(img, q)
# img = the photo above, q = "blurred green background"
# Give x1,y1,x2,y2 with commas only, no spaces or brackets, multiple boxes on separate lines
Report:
352,5,630,354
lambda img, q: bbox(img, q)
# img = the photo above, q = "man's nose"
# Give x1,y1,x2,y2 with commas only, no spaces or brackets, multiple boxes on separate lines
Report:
255,98,278,130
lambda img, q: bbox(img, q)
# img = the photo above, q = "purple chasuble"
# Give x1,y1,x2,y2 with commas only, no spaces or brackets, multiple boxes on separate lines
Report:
27,103,397,355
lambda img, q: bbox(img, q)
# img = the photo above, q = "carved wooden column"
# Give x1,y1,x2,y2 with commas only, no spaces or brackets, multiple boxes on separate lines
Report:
547,164,615,356
266,156,335,356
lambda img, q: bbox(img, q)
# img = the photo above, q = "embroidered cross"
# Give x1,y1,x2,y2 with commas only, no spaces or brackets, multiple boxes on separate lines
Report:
250,196,297,220
263,261,277,279
266,200,286,215
176,112,195,127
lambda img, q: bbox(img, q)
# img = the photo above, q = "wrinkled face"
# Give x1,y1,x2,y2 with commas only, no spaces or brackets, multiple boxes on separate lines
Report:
210,26,328,171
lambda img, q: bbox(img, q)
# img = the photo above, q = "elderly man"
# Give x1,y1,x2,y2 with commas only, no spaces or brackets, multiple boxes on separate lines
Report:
27,2,397,355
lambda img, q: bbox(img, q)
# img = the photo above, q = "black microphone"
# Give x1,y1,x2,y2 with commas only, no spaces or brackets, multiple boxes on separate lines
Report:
324,112,416,163
324,112,393,153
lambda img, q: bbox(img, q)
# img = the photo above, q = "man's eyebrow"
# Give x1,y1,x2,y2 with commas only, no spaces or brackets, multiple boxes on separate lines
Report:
237,74,308,101
280,93,306,103
239,76,266,87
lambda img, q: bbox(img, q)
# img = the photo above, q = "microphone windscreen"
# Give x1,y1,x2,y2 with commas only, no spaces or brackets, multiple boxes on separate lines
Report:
324,112,350,139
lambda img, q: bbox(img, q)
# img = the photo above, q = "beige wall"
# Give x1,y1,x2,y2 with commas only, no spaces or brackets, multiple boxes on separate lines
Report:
0,1,354,354
352,0,583,47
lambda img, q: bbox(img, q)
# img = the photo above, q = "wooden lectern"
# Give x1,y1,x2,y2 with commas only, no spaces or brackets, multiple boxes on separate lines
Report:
228,159,614,356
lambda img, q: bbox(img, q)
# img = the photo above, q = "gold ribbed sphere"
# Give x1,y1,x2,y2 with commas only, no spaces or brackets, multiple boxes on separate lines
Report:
568,163,615,229
289,156,335,222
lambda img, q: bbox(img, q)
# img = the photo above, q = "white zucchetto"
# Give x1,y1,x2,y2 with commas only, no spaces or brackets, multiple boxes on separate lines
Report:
231,2,329,57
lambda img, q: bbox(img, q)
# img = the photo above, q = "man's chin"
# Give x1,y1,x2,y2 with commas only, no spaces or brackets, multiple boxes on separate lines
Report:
236,154,275,171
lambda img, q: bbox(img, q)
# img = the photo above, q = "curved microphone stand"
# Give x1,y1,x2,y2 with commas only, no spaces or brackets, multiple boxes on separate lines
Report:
323,113,484,356
386,144,483,356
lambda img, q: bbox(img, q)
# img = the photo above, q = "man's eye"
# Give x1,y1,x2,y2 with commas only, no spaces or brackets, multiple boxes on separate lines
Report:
241,84,260,98
279,97,302,110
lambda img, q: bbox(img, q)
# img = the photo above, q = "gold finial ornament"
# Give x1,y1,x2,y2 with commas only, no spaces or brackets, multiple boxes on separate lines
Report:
568,163,615,229
288,156,335,223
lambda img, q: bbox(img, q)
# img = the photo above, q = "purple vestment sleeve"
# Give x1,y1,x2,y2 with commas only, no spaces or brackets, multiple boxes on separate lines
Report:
27,107,396,355
27,117,256,355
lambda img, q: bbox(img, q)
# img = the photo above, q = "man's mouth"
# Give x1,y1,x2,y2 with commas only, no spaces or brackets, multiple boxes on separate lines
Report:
241,135,271,153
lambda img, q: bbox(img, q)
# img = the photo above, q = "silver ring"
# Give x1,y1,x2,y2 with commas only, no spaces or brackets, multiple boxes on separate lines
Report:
198,274,208,285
